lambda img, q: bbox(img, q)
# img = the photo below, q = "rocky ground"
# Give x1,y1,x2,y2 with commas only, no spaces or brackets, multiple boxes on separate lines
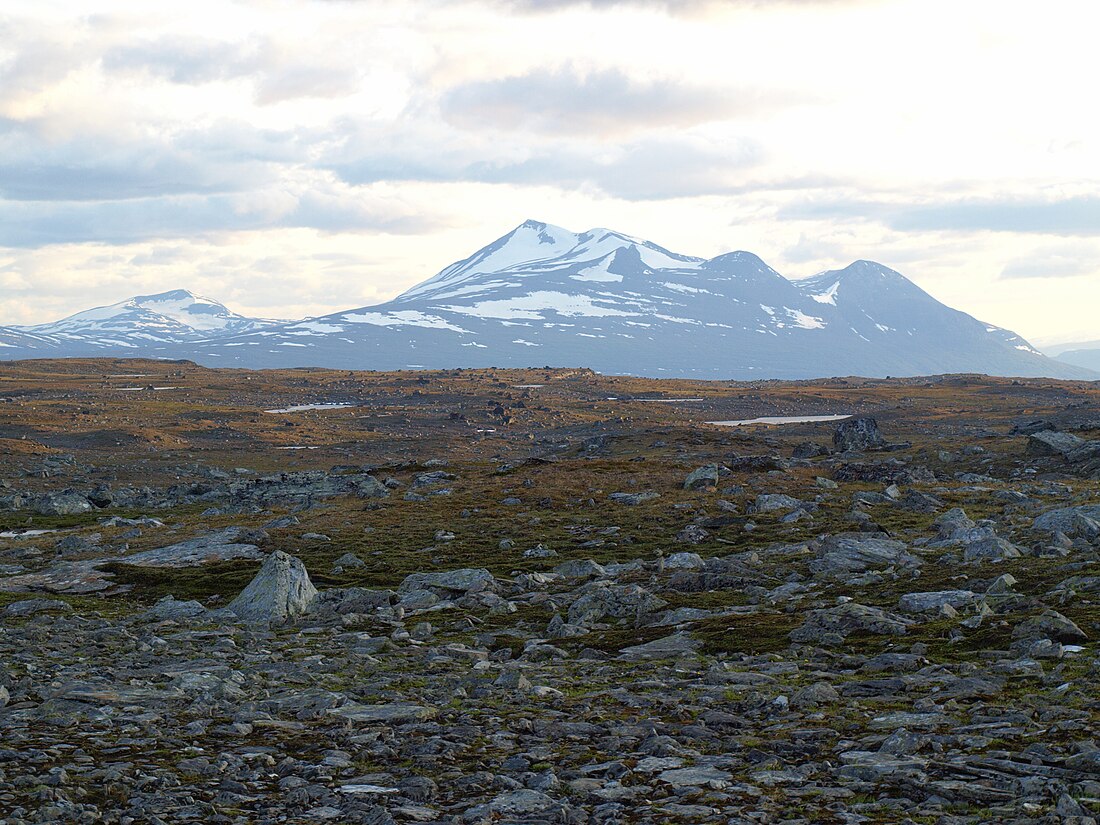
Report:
1,359,1100,824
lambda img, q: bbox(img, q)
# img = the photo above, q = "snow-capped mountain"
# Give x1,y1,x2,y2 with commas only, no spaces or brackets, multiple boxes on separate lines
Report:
11,290,282,355
178,220,1088,379
0,222,1093,380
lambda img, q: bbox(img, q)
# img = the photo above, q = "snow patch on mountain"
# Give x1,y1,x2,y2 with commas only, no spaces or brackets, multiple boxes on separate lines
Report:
442,291,638,320
808,281,840,305
342,310,472,333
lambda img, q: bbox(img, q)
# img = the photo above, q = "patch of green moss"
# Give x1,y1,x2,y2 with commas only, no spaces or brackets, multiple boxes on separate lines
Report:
691,611,802,656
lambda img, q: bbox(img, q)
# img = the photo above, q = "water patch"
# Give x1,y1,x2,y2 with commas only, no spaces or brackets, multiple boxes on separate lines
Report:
265,403,357,414
708,414,852,427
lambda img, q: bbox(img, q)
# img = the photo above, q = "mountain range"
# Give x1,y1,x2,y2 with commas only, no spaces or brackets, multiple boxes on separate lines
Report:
2,220,1094,380
1041,339,1100,373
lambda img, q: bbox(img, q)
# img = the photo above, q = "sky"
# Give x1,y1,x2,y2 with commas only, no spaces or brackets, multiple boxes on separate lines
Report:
1,0,1097,346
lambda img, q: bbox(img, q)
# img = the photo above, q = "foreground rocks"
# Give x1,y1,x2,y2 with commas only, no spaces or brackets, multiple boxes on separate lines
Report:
2,367,1100,823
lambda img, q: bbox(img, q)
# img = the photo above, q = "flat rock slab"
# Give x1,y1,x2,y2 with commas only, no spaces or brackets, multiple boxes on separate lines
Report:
617,632,700,660
657,766,732,788
328,703,438,724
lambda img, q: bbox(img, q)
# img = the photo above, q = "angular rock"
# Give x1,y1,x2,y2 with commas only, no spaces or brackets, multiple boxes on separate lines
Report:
227,550,318,623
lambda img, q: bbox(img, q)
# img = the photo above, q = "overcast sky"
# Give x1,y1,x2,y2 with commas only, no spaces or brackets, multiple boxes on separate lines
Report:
1,0,1096,345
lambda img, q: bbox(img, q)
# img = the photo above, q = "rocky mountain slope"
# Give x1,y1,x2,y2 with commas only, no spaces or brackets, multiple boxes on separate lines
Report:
2,223,1092,380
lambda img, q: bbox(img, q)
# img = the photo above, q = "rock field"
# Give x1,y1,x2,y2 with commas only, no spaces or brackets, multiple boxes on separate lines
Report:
1,359,1100,824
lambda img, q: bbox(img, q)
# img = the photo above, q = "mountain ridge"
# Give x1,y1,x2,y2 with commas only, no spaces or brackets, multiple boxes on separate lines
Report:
0,221,1093,381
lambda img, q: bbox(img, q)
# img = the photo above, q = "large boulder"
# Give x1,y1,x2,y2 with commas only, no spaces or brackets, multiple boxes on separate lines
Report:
399,568,497,596
791,602,911,646
35,491,93,516
809,534,919,575
963,535,1024,563
1013,610,1088,644
753,493,803,513
834,417,886,453
683,464,719,491
898,590,979,614
1027,430,1085,458
228,551,318,623
568,583,667,627
1034,505,1100,538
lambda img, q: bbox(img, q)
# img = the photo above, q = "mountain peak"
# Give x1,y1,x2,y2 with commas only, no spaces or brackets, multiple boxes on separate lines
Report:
22,288,279,340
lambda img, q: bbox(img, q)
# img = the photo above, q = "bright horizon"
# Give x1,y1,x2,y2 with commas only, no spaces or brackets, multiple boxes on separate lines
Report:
2,0,1097,347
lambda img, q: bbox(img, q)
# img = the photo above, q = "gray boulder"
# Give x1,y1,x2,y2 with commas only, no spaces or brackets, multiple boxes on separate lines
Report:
140,596,208,622
1013,610,1088,644
228,550,318,623
810,534,919,575
553,559,607,579
834,417,885,452
399,568,496,595
683,464,719,491
1027,430,1085,458
609,491,660,505
898,590,979,614
36,491,92,516
963,535,1023,562
617,632,701,661
568,583,667,626
1034,505,1100,538
791,602,911,646
754,493,802,513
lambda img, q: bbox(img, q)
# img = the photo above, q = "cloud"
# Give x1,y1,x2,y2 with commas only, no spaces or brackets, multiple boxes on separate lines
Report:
441,67,800,135
330,122,763,200
781,194,1100,237
254,64,362,105
102,37,260,84
103,36,362,105
1000,244,1100,279
0,180,445,248
782,233,845,264
0,119,303,201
